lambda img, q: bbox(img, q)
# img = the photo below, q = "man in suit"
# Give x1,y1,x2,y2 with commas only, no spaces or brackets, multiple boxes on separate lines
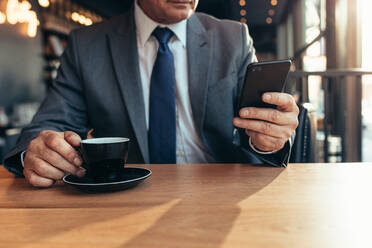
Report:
3,0,299,187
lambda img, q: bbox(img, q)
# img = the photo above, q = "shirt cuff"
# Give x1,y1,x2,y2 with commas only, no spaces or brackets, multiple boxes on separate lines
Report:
20,150,27,167
248,136,278,155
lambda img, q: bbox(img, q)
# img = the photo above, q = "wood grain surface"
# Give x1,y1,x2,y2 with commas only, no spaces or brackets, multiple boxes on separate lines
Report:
0,163,372,248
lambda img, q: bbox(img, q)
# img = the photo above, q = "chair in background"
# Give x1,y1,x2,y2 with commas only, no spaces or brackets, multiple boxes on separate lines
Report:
290,103,317,163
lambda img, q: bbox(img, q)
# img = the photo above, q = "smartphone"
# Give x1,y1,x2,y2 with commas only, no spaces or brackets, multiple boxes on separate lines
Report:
238,59,292,113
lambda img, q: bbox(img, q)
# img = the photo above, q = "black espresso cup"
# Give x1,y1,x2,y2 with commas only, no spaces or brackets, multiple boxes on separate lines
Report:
77,137,130,183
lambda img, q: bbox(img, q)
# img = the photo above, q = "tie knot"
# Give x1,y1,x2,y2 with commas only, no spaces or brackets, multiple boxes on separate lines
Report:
152,27,174,45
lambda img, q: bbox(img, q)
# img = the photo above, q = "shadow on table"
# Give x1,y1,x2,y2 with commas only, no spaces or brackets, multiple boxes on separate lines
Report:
2,164,284,247
121,164,284,247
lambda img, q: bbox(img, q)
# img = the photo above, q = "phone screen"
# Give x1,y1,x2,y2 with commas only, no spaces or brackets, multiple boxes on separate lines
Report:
238,60,291,111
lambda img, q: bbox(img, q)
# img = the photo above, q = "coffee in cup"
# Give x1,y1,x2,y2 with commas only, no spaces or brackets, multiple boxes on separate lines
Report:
77,137,130,183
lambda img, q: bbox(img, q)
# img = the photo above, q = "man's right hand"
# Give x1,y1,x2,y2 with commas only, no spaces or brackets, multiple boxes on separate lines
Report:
23,130,86,187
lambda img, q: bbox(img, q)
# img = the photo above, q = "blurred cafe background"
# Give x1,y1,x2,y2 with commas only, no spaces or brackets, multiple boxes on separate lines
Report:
0,0,371,164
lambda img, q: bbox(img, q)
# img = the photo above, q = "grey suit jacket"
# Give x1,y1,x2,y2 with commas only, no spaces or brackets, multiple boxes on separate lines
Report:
4,8,292,176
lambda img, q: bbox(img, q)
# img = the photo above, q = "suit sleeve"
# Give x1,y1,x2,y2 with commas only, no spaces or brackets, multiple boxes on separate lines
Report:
3,30,90,176
235,23,293,167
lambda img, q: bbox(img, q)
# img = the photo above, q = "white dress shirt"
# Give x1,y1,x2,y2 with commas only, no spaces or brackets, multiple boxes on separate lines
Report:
134,2,214,163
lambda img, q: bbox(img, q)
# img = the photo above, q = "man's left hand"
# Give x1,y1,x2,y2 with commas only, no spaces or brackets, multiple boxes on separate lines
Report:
233,92,299,152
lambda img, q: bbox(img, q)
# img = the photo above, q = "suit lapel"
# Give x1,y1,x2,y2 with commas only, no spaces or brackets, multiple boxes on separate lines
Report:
107,11,150,163
187,14,214,139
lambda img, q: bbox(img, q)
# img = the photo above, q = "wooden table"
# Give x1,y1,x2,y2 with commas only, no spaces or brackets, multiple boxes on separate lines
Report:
1,163,372,248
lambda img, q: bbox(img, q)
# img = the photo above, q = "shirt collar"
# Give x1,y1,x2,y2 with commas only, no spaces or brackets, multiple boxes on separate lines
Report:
134,0,187,48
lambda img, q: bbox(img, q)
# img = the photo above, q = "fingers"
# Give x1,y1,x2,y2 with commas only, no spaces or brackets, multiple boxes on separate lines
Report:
35,147,84,176
239,107,297,126
25,145,85,177
41,130,83,167
24,130,86,188
234,97,298,153
23,167,55,188
25,154,65,180
246,130,285,151
233,118,293,140
262,92,299,113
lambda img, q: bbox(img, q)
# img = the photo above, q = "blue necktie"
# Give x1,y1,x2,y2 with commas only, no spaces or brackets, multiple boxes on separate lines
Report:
149,27,176,164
